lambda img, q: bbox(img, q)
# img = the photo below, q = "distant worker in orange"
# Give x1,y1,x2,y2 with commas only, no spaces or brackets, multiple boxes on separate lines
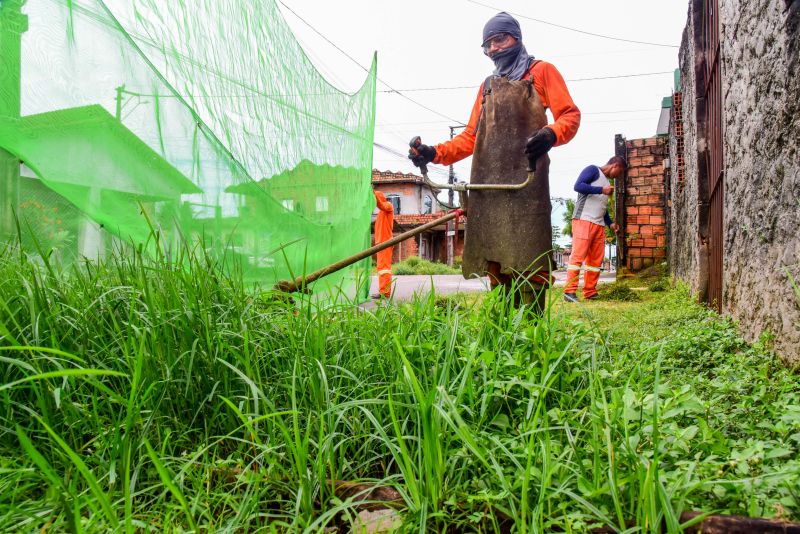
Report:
563,156,627,302
373,190,394,299
408,12,580,312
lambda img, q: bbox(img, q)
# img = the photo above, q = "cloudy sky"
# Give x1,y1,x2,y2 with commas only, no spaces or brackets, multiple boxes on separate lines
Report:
278,0,688,233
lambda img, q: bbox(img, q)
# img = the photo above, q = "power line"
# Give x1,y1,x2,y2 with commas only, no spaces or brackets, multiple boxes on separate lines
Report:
466,0,679,49
376,108,657,126
277,0,467,127
376,71,674,93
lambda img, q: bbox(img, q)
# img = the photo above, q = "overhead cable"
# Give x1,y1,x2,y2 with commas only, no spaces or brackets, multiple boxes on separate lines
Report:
377,71,675,93
466,0,679,49
277,0,467,126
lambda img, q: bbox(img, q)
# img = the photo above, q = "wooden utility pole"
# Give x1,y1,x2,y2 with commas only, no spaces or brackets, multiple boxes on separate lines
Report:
0,0,26,239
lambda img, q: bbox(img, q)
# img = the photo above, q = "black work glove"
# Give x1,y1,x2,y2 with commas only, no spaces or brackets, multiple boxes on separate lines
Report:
408,143,437,168
524,127,557,169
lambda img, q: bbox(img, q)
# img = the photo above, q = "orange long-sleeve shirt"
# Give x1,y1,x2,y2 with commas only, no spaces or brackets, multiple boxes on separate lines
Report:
373,191,394,244
433,61,581,166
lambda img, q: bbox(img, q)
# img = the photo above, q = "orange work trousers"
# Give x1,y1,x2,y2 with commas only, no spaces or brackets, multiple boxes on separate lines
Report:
377,249,392,298
564,219,606,298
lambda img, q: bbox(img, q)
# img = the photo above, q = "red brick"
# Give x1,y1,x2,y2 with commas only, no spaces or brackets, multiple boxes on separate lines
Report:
644,238,658,248
631,258,643,270
629,248,641,257
630,176,647,186
639,155,656,165
657,235,667,246
654,248,667,258
627,168,640,177
645,137,660,147
647,195,662,204
626,206,639,215
650,216,666,225
640,225,655,236
631,139,646,148
628,156,644,167
654,226,667,236
639,206,653,215
627,224,640,234
650,207,664,216
630,239,644,247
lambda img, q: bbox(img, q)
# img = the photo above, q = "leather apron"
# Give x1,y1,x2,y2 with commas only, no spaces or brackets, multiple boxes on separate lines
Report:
462,73,553,281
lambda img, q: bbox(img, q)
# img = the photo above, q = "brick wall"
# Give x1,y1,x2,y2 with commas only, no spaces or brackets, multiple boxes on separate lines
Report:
621,137,669,272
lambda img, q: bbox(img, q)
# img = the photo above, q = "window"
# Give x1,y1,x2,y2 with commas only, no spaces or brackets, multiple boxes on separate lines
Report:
423,194,433,214
315,196,329,212
281,199,294,211
386,193,401,214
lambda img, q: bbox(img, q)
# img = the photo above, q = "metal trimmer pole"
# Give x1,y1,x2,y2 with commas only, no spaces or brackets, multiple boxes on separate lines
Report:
274,209,463,294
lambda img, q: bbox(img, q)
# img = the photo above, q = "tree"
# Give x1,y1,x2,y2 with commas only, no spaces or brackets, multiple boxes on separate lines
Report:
561,199,575,237
552,225,563,252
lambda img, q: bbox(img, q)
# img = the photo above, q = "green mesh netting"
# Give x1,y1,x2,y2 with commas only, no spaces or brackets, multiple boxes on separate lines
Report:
0,0,377,300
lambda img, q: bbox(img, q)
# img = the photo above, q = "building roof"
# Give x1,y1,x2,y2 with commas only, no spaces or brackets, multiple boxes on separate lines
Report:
372,169,426,184
13,104,201,199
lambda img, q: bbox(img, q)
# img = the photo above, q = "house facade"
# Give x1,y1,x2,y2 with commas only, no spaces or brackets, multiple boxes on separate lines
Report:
371,169,465,264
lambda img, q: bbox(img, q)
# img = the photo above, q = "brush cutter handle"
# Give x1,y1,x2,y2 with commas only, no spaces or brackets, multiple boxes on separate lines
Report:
274,209,463,294
408,136,429,175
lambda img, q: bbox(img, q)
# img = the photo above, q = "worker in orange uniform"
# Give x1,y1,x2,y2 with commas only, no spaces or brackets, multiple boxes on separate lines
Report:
409,12,580,313
373,190,394,299
563,156,627,302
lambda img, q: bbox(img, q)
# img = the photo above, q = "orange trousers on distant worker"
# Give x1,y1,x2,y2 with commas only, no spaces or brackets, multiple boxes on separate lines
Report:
374,191,395,298
565,219,606,298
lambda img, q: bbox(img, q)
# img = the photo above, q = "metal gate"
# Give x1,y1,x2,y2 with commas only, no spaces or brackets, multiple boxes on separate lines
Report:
702,0,724,311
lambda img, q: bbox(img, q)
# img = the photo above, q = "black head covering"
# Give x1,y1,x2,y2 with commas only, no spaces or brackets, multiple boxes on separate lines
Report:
481,12,534,81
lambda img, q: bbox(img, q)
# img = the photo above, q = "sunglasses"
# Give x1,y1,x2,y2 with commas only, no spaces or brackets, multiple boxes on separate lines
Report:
482,33,513,53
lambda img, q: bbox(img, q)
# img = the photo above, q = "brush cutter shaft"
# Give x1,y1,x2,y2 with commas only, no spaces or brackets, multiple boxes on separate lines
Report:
274,209,463,294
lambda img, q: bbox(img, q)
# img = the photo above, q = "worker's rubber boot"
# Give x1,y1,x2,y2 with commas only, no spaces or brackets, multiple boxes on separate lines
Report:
516,284,547,318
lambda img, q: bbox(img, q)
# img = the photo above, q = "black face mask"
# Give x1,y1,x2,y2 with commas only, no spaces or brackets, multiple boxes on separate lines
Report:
489,41,533,81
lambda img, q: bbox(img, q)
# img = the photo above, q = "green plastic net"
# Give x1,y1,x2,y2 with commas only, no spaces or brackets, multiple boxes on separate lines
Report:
0,0,377,300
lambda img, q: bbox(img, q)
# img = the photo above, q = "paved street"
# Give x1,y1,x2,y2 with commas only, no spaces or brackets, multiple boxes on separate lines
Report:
368,270,616,302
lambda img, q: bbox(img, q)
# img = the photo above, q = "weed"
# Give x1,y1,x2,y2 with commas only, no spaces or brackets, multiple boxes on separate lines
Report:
599,282,643,301
0,244,797,531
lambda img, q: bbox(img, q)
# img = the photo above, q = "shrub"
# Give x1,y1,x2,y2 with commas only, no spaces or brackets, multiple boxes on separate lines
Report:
599,282,642,301
648,278,668,292
393,256,461,275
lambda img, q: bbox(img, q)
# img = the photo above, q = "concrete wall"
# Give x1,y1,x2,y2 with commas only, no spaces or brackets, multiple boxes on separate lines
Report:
669,17,705,295
670,0,800,364
372,181,440,216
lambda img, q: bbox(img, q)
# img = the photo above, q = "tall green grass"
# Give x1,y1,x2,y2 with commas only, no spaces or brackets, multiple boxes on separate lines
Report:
0,240,797,532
